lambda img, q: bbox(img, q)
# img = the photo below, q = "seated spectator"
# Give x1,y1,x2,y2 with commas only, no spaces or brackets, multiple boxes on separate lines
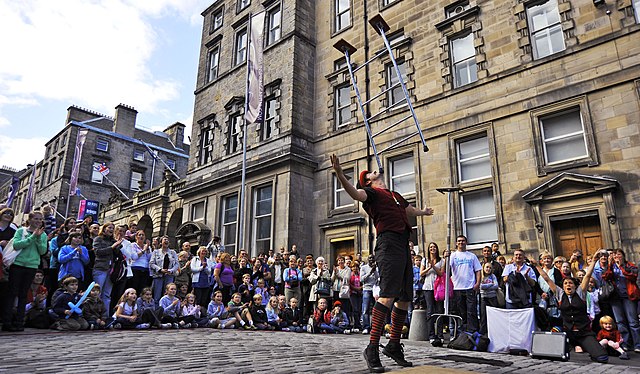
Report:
159,283,182,329
533,254,608,363
181,293,207,328
83,284,110,330
266,296,287,330
311,298,334,333
51,277,89,331
206,290,237,329
330,300,350,334
238,273,254,304
24,270,49,329
228,292,255,330
113,288,148,329
597,315,629,359
250,294,270,330
136,287,163,329
254,278,270,306
284,297,305,332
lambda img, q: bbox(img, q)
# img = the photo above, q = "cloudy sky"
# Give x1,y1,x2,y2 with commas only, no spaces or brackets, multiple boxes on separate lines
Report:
0,0,213,170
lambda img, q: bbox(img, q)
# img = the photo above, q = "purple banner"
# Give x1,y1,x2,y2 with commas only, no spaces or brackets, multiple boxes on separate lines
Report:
6,176,19,207
22,162,37,214
244,11,265,124
69,128,88,196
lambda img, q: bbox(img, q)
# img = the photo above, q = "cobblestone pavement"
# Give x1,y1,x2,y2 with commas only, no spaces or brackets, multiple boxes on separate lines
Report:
1,329,639,373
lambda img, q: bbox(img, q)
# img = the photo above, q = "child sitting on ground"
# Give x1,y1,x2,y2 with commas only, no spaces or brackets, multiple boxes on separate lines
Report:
82,283,109,329
284,297,305,332
238,273,254,304
250,294,271,330
330,300,350,334
254,278,270,306
266,296,286,330
597,315,629,360
51,276,89,331
136,287,163,328
25,269,49,329
228,292,256,330
311,298,333,333
207,290,237,329
159,283,182,329
113,288,149,329
182,293,208,328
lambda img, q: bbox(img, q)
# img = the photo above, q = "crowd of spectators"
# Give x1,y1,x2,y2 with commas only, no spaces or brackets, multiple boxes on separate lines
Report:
1,206,639,365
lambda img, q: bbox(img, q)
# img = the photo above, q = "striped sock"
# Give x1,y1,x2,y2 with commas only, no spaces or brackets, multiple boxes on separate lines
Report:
370,302,390,346
390,307,408,343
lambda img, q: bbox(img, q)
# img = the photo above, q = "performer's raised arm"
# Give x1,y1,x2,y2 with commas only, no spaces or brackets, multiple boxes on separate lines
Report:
330,154,367,202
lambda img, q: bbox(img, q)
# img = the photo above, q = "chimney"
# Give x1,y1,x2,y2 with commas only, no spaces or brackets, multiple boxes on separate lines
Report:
164,122,185,148
113,104,137,138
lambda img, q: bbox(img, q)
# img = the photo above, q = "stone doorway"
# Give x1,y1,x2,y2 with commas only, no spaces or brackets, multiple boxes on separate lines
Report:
551,213,602,259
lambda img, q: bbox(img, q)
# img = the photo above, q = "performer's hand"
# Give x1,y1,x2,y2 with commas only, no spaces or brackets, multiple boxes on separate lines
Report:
330,154,342,174
422,206,434,216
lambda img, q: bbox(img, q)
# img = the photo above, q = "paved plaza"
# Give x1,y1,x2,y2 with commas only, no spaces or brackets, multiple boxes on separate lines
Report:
1,329,639,373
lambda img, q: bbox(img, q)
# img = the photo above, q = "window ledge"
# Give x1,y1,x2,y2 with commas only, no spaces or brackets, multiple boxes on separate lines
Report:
435,6,480,31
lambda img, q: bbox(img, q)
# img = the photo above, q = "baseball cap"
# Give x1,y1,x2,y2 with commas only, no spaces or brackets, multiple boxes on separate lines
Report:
358,170,370,188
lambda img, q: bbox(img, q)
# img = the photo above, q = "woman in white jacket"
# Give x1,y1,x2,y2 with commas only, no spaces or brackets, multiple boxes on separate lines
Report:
191,246,213,307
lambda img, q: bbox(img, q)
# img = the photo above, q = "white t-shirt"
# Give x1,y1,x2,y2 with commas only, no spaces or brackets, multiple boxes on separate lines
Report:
450,250,482,290
113,302,137,319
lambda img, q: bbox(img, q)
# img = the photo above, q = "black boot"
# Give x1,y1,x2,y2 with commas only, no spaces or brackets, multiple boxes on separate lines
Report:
363,343,385,373
382,341,413,367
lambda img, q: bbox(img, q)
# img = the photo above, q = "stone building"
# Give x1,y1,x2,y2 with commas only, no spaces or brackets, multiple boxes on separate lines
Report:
106,0,640,264
6,104,190,229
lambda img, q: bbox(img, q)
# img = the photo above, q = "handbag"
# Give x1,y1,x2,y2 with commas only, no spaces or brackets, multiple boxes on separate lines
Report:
433,273,453,301
339,283,350,299
496,288,506,307
598,280,615,301
2,229,28,268
316,274,332,296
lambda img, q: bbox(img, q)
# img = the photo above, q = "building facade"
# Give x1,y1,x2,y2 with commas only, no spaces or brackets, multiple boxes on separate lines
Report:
107,0,640,265
3,104,190,229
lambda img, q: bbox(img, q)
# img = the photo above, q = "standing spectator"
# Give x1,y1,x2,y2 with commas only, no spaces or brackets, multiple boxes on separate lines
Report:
251,258,265,286
284,257,303,307
501,249,536,309
109,225,133,312
536,251,563,328
480,246,503,287
57,232,90,283
0,207,18,315
308,256,332,308
360,256,378,335
191,246,212,307
46,217,77,306
570,249,586,277
301,255,315,318
41,205,57,235
270,253,285,294
207,235,225,259
128,230,152,294
82,223,100,291
182,241,195,257
332,256,352,320
92,222,121,312
479,263,499,334
213,252,235,305
420,242,444,344
446,235,482,334
149,236,179,305
603,249,640,352
350,260,363,331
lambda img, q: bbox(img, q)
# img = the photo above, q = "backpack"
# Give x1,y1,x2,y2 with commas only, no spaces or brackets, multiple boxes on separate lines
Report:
449,331,490,352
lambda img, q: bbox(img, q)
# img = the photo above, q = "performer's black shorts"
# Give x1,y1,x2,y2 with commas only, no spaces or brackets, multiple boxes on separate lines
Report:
374,231,412,302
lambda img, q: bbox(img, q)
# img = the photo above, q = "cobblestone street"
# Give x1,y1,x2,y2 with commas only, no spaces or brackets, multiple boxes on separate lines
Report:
1,329,639,373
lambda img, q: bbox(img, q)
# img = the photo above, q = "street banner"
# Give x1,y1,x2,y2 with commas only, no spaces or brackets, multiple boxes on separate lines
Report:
22,162,37,214
69,128,89,196
244,11,265,124
77,199,99,223
6,176,19,207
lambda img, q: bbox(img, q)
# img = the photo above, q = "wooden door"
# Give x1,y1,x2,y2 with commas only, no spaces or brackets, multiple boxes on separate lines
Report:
332,239,355,267
552,216,602,259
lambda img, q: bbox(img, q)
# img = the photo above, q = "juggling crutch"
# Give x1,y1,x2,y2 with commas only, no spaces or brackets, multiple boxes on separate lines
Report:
66,281,96,318
333,14,428,174
432,187,463,341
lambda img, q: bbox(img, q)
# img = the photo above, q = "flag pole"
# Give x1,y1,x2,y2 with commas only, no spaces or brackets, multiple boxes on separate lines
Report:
103,174,130,200
238,13,253,254
139,139,180,180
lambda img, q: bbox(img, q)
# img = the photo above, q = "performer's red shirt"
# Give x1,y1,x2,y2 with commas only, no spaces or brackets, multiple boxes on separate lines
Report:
363,187,411,235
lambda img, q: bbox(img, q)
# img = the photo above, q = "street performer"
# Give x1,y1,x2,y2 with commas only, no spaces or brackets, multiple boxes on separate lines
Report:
331,154,434,373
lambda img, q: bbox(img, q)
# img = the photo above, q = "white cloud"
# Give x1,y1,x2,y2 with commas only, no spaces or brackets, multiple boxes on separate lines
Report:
0,135,47,170
0,0,209,119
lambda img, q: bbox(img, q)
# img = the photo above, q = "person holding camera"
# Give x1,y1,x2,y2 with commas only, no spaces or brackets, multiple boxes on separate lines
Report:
570,249,586,277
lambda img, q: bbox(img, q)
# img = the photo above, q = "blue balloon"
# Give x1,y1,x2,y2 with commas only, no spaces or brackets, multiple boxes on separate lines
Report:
66,282,96,319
